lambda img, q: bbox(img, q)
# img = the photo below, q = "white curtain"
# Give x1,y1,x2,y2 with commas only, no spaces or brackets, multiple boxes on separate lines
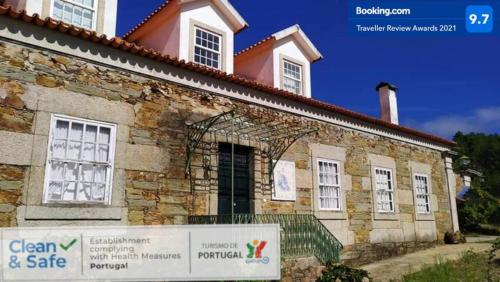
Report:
92,165,107,201
48,121,69,200
48,181,62,200
97,127,110,162
83,125,97,161
52,120,68,159
80,164,93,182
68,123,83,160
49,119,111,202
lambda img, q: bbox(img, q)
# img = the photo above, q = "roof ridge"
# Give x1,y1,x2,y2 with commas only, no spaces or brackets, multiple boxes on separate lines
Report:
234,25,297,57
234,24,321,59
0,5,455,147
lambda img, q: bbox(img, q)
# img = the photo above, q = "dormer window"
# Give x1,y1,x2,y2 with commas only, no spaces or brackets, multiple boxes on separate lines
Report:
52,0,97,30
193,26,222,70
124,1,247,74
282,59,303,95
235,25,322,98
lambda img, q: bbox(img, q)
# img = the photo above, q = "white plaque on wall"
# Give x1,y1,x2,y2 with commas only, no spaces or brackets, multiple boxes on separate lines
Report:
272,160,296,201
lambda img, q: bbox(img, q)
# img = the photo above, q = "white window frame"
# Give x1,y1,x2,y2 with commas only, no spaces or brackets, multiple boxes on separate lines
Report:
374,167,395,213
414,173,431,214
282,59,303,95
317,159,342,211
193,26,222,70
43,114,116,205
50,0,99,30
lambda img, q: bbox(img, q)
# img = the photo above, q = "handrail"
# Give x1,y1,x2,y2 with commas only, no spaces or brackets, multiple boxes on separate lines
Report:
188,214,343,263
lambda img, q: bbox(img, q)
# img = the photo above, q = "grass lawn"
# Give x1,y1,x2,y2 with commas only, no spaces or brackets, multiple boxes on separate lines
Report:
402,250,499,282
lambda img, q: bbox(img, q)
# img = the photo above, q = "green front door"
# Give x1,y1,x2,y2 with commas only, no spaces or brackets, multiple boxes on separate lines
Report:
218,143,251,215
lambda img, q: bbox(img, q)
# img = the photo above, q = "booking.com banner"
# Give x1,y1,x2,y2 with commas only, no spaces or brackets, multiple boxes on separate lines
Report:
349,0,499,36
0,225,280,281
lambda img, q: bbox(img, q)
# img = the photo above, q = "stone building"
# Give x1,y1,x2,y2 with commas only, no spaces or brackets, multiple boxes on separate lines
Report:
0,0,460,272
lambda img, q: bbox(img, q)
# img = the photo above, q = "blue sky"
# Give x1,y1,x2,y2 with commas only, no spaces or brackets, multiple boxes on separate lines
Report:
117,0,500,139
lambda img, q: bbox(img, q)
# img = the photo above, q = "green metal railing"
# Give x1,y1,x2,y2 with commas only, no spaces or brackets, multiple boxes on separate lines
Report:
188,214,343,263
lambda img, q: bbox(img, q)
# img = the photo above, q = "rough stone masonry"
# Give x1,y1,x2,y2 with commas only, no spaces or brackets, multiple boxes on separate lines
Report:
0,36,453,266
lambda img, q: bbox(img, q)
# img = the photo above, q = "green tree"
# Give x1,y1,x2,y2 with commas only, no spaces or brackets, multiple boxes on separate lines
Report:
453,132,500,229
457,179,497,230
453,132,500,197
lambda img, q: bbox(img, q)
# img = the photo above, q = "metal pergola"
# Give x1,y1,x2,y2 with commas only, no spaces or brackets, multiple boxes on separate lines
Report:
184,110,318,217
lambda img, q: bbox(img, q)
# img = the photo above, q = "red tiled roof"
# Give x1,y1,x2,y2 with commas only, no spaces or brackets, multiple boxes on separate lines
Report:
235,35,273,57
235,25,323,63
123,0,171,40
0,5,455,147
123,0,248,40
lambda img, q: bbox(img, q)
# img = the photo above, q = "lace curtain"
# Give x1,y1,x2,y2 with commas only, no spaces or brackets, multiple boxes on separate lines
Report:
47,119,112,203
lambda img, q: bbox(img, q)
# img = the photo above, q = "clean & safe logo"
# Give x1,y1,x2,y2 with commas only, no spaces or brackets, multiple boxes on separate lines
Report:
7,238,77,269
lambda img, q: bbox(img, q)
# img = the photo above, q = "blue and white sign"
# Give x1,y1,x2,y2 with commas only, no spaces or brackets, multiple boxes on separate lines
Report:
349,0,498,36
0,225,280,281
466,5,494,33
272,160,296,201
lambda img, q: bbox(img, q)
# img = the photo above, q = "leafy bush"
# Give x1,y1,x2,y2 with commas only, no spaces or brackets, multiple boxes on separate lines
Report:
457,179,497,232
317,263,370,282
453,132,500,199
453,132,500,228
444,231,466,244
490,206,500,225
488,238,500,278
491,237,500,253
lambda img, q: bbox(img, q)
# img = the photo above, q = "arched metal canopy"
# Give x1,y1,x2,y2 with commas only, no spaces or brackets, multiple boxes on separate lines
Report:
185,110,318,179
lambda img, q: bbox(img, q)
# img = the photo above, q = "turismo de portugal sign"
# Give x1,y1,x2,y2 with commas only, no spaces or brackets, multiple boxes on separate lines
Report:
0,224,281,281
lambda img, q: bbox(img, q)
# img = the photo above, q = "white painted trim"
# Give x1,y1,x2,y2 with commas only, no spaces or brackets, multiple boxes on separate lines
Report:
192,25,223,70
25,0,43,16
444,157,460,231
0,18,451,152
413,173,432,215
373,167,395,213
102,0,117,38
282,58,303,95
317,158,342,211
24,206,123,220
215,0,248,29
272,24,322,61
179,0,247,32
43,114,116,205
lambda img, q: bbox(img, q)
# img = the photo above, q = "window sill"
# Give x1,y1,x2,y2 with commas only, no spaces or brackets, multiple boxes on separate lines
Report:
24,206,123,220
315,210,348,220
373,212,400,221
415,213,435,221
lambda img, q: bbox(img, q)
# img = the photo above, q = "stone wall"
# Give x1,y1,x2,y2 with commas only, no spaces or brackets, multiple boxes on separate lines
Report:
0,164,24,227
0,38,453,265
126,170,188,225
281,257,325,282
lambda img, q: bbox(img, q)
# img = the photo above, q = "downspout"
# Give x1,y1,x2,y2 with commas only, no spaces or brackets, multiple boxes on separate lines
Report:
310,148,315,215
